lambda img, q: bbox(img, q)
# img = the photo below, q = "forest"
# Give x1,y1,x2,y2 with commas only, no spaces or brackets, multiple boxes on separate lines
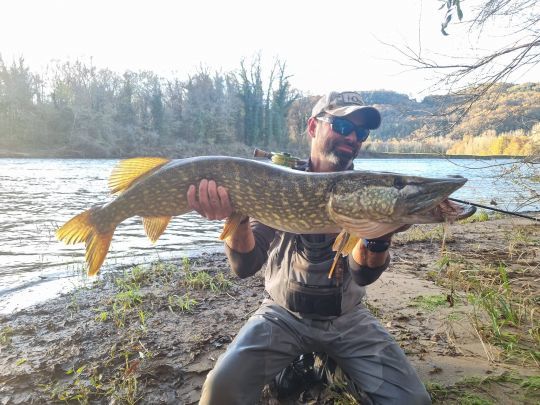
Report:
0,56,538,158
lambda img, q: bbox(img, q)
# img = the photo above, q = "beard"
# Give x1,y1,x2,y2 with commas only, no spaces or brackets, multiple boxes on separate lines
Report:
320,138,359,170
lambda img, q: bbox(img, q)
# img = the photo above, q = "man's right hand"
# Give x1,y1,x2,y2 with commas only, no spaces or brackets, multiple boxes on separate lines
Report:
187,179,255,253
187,179,233,220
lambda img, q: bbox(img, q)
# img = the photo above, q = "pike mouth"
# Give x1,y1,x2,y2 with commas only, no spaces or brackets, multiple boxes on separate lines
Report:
427,199,477,222
404,177,467,215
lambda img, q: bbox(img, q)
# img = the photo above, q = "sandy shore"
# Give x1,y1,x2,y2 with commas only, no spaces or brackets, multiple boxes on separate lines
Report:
0,216,539,404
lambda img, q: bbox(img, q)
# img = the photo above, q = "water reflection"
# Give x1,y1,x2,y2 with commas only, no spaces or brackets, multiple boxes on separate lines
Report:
0,157,537,313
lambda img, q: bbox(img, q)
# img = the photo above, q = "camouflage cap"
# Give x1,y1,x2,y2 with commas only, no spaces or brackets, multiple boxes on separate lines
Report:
311,91,381,129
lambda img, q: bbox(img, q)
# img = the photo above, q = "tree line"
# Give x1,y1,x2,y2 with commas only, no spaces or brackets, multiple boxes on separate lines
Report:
1,55,538,158
0,56,305,157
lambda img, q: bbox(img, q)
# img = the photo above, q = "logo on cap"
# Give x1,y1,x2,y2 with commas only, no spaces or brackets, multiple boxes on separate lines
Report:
334,92,365,106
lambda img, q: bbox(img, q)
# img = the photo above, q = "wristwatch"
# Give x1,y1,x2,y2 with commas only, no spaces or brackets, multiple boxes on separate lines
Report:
363,238,391,253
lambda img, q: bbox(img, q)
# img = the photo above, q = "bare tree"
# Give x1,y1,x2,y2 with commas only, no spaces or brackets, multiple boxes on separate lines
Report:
392,1,536,116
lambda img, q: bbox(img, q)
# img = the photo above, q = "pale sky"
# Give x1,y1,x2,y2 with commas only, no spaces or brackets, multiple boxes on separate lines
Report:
1,0,538,99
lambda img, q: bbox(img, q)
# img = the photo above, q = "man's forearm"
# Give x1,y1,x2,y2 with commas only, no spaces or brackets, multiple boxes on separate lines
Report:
351,239,389,268
349,238,391,286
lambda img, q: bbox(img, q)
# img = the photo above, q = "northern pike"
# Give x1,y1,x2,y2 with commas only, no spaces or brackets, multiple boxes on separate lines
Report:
56,156,475,276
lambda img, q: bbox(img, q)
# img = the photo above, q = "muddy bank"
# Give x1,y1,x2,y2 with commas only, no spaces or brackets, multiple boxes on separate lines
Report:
0,216,539,404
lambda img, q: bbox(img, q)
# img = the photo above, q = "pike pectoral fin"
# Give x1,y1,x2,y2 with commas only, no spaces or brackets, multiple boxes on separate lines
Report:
143,216,172,243
108,157,170,194
328,231,360,279
219,212,247,241
56,207,114,276
332,230,360,257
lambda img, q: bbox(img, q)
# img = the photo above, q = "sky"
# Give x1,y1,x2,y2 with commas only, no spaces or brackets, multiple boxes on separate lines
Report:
1,0,538,100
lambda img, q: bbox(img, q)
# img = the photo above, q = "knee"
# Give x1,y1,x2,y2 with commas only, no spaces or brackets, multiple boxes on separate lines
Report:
201,365,241,404
398,387,432,405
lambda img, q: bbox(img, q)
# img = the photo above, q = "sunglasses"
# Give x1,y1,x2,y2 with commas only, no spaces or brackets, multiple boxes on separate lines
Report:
317,116,370,142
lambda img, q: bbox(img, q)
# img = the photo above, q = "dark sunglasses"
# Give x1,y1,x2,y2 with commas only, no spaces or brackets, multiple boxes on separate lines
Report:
317,116,370,142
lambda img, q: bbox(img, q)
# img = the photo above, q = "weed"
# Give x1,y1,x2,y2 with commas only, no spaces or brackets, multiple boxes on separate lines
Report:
110,286,143,328
168,293,199,313
182,256,191,272
0,326,14,346
138,310,147,332
459,210,490,224
410,294,448,311
427,373,539,404
67,293,81,316
184,270,232,292
95,311,109,322
398,224,451,243
363,299,381,318
507,226,536,256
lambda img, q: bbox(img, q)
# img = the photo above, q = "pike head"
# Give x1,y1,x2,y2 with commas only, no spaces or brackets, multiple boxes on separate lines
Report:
328,172,475,235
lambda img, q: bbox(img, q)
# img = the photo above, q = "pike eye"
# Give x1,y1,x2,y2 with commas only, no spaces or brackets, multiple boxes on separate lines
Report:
394,177,406,190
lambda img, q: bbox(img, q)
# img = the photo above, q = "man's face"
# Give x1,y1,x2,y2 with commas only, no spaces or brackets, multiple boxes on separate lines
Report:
310,112,367,170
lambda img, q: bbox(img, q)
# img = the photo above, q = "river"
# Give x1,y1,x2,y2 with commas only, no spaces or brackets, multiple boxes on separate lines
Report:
0,157,538,313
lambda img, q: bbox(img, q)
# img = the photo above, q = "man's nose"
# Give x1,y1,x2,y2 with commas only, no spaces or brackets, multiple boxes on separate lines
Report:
344,131,358,142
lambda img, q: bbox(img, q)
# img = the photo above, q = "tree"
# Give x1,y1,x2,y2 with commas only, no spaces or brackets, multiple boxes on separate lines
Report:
403,0,539,115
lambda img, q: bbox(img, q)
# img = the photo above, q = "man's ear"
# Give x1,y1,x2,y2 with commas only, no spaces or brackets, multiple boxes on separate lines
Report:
307,117,318,139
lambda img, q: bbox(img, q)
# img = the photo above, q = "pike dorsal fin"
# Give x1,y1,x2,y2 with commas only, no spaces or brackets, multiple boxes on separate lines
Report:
143,216,172,243
109,157,170,195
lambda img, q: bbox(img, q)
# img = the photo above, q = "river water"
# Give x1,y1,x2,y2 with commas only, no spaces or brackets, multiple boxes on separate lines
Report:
1,157,538,314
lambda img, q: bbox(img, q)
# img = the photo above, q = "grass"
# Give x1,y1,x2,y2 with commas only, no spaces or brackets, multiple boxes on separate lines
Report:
432,248,539,364
426,373,540,404
410,294,449,311
29,255,236,404
168,293,199,313
459,210,490,224
182,257,233,292
397,224,452,243
0,326,14,346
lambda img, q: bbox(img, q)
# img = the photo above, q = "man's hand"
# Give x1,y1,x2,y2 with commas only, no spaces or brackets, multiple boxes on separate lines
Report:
187,179,233,220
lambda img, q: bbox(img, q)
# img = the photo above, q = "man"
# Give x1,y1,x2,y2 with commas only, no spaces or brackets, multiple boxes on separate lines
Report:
188,91,432,404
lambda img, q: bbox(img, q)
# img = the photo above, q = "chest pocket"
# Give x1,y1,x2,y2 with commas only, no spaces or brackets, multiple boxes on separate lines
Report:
285,236,343,317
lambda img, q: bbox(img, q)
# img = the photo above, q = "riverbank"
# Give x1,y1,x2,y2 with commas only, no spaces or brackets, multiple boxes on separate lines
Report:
0,144,530,160
0,215,539,404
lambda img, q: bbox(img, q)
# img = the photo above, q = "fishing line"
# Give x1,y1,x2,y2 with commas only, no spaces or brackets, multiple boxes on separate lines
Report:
448,198,538,222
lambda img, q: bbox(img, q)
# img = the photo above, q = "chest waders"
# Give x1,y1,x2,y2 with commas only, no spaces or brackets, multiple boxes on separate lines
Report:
257,149,369,403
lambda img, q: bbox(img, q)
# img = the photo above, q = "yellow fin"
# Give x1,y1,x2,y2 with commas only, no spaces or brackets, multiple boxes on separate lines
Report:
108,157,170,194
328,230,359,279
86,231,114,276
219,212,247,241
143,216,172,243
56,207,115,276
331,230,360,257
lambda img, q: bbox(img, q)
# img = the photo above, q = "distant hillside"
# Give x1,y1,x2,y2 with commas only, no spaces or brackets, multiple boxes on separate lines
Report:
356,83,540,141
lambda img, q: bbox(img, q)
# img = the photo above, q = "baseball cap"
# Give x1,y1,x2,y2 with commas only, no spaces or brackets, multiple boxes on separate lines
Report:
311,91,381,129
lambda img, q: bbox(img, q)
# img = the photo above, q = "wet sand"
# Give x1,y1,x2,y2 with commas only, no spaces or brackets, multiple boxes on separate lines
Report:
0,217,539,404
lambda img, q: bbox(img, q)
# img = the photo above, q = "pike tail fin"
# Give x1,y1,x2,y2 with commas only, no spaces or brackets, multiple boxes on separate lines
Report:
56,207,114,276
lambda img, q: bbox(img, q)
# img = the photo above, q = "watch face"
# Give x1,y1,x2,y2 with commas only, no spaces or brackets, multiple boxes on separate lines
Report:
364,239,391,253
